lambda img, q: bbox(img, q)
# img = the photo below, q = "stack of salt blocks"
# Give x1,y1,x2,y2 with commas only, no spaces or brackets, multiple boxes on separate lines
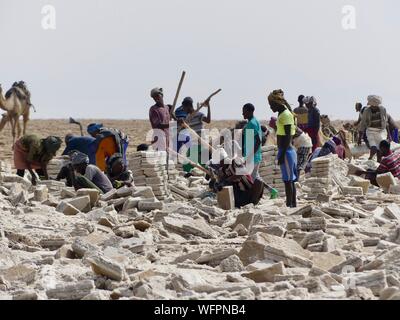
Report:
259,145,285,197
304,154,359,198
303,156,335,198
128,151,178,200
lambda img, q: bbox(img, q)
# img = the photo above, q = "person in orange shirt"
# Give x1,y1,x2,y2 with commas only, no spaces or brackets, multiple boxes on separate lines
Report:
87,123,129,172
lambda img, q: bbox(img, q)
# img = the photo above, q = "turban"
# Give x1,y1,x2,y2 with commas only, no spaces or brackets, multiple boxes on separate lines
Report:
150,87,163,98
303,96,317,106
43,136,62,154
367,95,382,107
87,123,103,134
268,89,291,110
71,152,89,166
269,117,277,130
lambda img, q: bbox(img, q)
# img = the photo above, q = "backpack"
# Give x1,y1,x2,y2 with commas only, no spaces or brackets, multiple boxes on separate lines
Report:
95,128,129,158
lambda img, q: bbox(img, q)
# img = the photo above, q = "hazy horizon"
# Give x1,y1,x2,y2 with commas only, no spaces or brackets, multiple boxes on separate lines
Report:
1,0,399,121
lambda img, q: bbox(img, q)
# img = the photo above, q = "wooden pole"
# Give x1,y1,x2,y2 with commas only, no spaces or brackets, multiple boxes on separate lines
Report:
172,71,186,113
182,121,216,153
186,89,222,123
168,148,212,176
168,71,186,181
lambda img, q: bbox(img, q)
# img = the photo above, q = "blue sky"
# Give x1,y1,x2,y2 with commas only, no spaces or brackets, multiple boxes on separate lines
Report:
1,0,399,121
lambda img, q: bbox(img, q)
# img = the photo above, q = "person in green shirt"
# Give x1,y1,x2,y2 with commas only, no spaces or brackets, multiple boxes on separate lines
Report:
13,134,62,185
268,90,298,208
242,103,262,182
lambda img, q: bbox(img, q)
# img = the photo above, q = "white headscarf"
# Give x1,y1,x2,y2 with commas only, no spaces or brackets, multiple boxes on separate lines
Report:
367,95,382,107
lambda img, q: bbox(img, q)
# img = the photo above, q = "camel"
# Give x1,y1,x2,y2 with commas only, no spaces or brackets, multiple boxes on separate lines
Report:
0,82,33,144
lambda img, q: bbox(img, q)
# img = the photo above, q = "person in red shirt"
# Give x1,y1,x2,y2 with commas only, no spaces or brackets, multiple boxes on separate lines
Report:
357,140,400,187
149,87,171,151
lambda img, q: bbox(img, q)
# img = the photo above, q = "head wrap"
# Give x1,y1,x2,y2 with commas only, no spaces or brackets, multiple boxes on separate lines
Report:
43,136,62,154
367,95,382,107
87,123,103,134
269,117,277,130
71,152,89,166
303,96,317,106
150,87,163,98
268,89,291,110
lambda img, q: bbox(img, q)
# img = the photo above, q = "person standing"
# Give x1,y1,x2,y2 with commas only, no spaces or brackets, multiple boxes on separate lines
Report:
149,87,171,152
242,103,262,182
359,95,390,161
173,99,190,152
292,128,313,180
268,91,297,208
293,95,308,131
388,114,399,144
304,96,321,152
354,102,368,146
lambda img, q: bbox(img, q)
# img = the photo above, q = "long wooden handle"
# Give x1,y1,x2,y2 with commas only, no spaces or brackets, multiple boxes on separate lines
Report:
202,89,222,105
168,148,212,176
172,71,186,111
186,88,222,123
182,121,216,153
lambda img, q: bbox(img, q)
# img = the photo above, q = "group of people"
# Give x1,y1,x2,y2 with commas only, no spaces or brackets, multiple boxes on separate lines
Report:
11,86,400,209
13,123,138,194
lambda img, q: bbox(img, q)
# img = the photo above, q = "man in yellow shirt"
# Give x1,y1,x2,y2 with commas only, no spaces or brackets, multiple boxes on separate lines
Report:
268,90,297,208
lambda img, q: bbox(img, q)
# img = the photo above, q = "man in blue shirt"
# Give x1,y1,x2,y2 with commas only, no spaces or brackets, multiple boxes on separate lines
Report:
62,134,96,165
242,103,262,182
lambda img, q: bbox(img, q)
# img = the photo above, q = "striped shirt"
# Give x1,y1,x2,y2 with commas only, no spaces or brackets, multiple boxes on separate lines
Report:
377,151,400,178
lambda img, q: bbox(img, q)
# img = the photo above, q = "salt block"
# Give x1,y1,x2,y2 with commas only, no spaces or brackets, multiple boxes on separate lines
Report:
343,186,364,196
377,172,397,192
33,185,48,202
133,186,155,199
347,163,366,176
65,195,91,212
350,176,371,195
137,200,163,212
389,183,400,195
217,186,235,210
56,202,80,216
77,189,100,207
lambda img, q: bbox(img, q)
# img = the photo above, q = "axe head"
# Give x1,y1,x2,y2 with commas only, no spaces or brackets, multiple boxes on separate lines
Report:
69,117,80,125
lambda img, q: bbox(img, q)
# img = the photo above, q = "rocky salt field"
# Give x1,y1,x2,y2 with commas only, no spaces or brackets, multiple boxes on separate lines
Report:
2,154,400,301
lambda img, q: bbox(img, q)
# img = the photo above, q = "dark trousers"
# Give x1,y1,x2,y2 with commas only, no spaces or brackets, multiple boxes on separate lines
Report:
17,169,45,178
